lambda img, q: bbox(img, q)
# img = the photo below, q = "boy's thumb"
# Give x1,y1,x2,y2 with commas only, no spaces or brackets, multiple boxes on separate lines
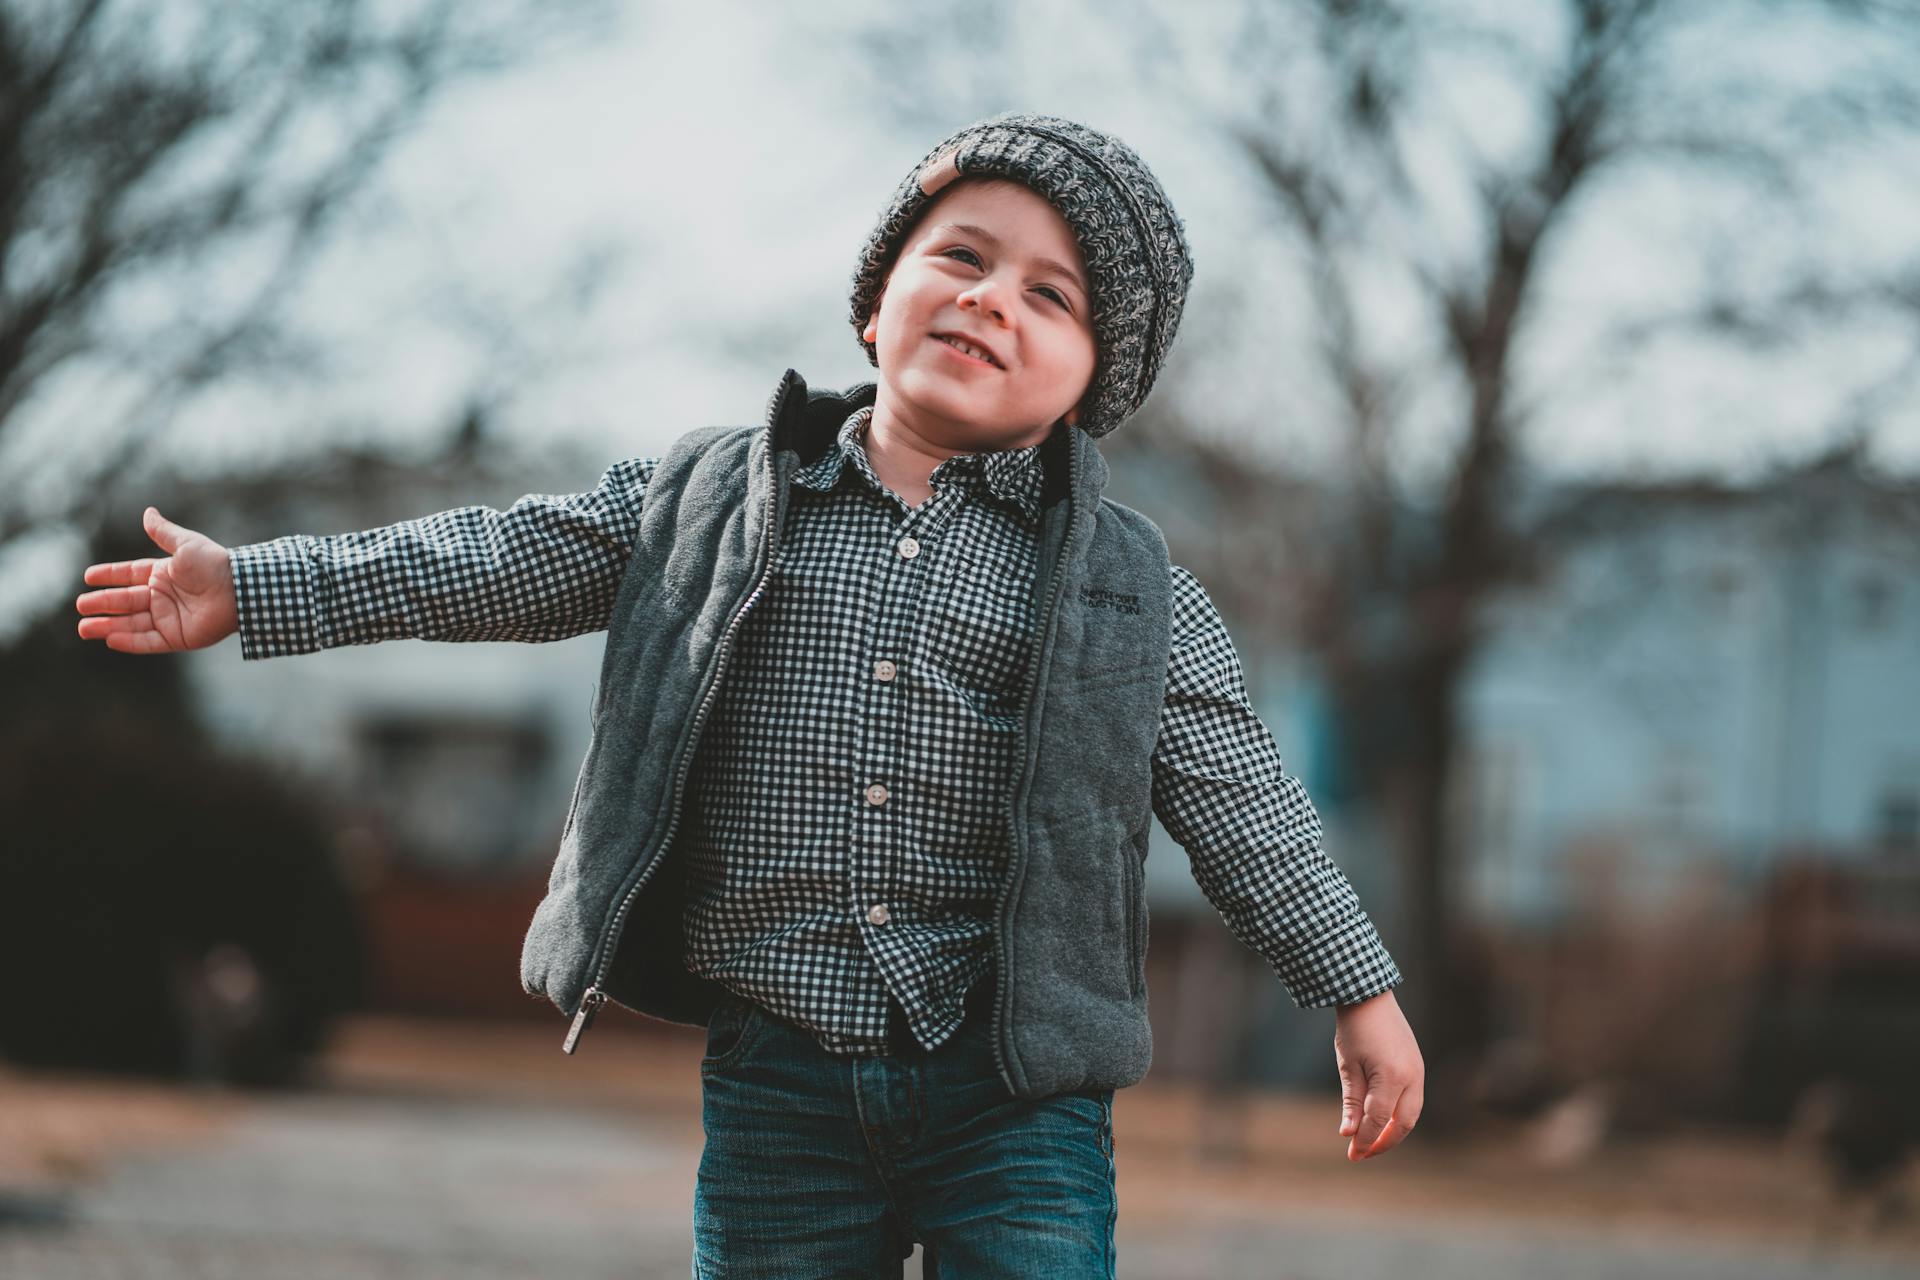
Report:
144,506,185,553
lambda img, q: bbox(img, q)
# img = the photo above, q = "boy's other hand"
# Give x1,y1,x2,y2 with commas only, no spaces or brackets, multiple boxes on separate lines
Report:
1333,988,1424,1162
75,507,237,654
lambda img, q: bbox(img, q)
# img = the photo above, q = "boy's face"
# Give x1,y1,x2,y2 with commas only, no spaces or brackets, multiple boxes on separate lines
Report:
862,179,1096,451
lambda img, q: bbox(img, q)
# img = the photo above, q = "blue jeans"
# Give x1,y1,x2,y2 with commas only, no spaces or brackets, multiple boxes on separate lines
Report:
692,987,1117,1279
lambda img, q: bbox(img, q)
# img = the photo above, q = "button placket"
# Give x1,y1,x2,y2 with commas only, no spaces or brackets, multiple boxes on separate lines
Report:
849,482,971,1009
852,497,945,951
853,531,902,948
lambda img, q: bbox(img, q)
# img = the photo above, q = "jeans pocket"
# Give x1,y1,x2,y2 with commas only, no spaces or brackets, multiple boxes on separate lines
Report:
700,999,767,1076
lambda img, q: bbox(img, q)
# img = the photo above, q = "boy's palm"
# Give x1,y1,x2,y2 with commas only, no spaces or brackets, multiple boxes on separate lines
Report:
75,507,237,654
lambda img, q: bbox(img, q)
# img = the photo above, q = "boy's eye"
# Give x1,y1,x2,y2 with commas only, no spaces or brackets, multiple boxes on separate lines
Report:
941,246,1073,312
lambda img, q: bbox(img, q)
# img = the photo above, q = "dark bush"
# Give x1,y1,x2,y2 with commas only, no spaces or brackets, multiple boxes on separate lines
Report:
0,717,367,1086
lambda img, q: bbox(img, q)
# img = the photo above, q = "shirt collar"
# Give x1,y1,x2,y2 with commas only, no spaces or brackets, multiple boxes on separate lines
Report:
791,405,1047,523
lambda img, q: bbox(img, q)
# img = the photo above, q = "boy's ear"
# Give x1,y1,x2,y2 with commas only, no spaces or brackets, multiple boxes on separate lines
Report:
862,299,880,345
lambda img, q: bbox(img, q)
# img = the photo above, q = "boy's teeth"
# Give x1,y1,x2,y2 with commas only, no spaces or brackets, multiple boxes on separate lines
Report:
939,335,994,365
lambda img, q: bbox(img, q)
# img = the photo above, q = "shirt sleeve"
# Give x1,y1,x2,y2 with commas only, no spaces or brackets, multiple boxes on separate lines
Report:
1150,563,1404,1009
227,456,657,661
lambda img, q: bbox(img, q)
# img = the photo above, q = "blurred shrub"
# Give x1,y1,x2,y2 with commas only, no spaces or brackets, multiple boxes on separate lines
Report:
0,593,366,1087
0,718,368,1086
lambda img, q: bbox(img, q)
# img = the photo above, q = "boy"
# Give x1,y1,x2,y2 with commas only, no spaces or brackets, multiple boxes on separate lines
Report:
77,113,1424,1277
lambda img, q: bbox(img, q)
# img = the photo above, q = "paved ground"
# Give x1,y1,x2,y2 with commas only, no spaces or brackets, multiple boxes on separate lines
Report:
2,1015,1916,1278
0,1088,694,1279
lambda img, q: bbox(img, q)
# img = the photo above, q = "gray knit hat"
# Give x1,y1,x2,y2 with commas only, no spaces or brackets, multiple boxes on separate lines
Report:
849,112,1195,439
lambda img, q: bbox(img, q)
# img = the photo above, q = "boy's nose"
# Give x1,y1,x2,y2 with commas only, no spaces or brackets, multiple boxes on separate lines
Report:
958,287,1009,325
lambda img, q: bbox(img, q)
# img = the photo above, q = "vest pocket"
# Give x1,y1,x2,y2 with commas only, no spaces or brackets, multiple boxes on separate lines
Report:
1122,834,1146,997
559,699,600,847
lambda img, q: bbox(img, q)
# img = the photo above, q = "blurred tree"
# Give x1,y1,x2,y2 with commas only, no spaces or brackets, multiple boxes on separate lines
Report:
0,0,610,555
840,0,1920,1127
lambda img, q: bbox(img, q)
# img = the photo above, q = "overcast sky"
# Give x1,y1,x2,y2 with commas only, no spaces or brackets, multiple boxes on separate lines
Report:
33,0,1902,485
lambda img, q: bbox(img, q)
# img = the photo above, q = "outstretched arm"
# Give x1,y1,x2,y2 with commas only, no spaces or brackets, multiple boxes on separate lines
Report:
1150,563,1423,1161
80,458,657,660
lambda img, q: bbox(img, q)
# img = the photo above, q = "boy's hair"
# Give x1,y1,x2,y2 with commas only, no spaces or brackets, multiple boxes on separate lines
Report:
848,112,1196,440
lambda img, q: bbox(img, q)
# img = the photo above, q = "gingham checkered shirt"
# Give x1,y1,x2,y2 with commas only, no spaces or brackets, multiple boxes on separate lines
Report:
230,406,1403,1054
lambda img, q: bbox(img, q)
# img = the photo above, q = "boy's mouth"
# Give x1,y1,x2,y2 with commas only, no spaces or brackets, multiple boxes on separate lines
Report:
931,332,1004,369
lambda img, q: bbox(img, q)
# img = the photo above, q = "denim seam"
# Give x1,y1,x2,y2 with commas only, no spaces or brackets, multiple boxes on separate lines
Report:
1104,1093,1118,1276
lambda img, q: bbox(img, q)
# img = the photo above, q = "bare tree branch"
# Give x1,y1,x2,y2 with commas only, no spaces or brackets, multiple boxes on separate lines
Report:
0,0,613,550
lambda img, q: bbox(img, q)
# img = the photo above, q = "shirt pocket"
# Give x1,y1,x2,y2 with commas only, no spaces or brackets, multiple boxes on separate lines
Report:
923,537,1037,713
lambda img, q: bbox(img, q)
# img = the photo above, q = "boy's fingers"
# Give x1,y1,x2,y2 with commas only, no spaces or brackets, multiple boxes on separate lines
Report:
1349,1117,1403,1160
1348,1082,1423,1160
78,612,152,641
1347,1084,1405,1160
82,559,158,587
76,585,150,616
105,626,169,654
143,506,183,553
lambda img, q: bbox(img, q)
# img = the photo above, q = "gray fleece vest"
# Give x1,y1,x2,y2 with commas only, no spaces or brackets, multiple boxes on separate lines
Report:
519,368,1173,1100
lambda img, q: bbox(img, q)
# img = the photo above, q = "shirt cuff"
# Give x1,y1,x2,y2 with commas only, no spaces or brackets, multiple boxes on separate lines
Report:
228,537,321,660
1268,913,1406,1009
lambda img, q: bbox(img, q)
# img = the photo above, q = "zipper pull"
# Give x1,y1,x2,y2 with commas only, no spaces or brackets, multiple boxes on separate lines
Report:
562,986,606,1054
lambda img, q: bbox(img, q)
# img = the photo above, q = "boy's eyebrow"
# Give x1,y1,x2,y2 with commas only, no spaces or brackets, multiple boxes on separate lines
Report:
932,222,1088,297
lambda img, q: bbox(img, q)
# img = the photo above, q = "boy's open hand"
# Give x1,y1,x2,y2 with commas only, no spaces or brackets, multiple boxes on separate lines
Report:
75,507,237,654
1334,989,1424,1162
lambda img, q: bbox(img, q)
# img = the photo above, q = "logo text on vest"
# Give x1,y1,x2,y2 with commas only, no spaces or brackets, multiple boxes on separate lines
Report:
1079,586,1142,615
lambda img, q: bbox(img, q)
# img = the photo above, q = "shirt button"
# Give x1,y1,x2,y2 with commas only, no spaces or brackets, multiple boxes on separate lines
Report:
873,659,897,682
864,782,889,806
867,903,891,925
897,536,920,559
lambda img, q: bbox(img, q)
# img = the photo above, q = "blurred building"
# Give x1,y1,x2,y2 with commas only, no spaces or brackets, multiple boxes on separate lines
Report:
1458,447,1919,928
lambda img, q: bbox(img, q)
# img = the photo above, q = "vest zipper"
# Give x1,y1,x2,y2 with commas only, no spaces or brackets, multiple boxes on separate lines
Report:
988,428,1082,1091
564,388,793,1054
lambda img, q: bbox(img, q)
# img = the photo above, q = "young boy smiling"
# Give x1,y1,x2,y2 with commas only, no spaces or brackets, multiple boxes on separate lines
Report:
77,113,1424,1278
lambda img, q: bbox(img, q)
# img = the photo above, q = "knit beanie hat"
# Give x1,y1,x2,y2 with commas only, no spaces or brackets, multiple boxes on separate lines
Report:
848,112,1196,439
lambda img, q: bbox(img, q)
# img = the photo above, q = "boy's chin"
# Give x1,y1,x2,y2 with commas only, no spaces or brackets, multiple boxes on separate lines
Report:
884,378,1003,434
880,374,1062,448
